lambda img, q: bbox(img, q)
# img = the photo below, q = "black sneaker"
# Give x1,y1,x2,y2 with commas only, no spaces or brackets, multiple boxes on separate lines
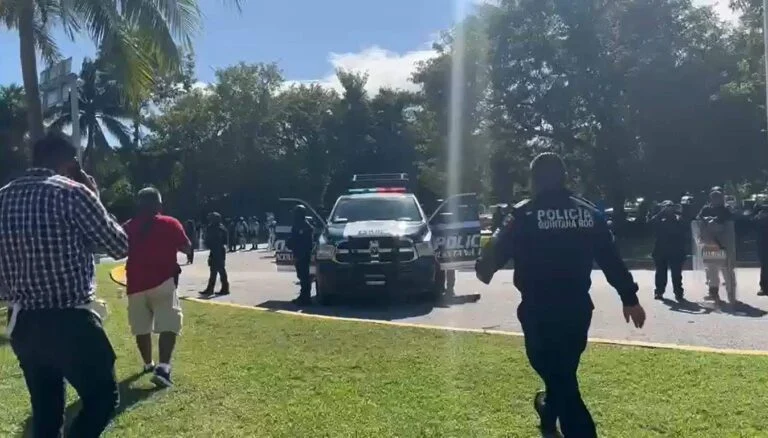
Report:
151,367,173,388
199,290,214,297
215,289,230,296
654,291,664,300
142,363,155,374
674,291,684,301
758,290,767,296
534,390,558,435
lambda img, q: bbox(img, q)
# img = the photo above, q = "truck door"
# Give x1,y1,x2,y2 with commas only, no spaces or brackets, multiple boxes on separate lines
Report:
428,193,482,270
274,198,326,273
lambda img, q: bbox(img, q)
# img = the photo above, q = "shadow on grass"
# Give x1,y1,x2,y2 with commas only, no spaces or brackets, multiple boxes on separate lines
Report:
17,372,163,438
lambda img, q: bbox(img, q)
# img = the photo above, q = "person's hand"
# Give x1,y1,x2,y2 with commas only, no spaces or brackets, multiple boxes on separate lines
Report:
623,304,646,328
71,163,99,196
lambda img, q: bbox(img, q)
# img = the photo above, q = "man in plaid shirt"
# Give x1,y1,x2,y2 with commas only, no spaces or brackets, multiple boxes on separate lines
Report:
0,134,128,438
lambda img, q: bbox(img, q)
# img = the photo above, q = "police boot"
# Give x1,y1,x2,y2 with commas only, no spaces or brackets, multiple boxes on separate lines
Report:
706,287,721,303
533,391,560,437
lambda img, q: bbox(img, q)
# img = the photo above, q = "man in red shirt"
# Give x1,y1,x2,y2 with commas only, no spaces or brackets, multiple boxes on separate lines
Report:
123,187,192,388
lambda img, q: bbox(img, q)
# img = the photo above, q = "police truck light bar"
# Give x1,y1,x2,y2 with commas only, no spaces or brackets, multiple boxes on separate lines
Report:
348,187,407,194
351,173,409,190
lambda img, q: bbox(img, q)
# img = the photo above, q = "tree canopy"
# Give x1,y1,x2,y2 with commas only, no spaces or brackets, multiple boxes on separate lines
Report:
1,0,766,221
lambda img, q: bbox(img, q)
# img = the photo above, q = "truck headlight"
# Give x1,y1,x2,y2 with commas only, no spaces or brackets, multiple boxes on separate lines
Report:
315,244,336,260
415,241,434,257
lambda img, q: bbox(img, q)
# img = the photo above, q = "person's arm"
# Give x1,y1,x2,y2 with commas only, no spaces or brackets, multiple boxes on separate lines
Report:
592,213,639,307
69,185,128,260
697,206,714,221
648,209,666,224
170,219,193,258
475,213,518,284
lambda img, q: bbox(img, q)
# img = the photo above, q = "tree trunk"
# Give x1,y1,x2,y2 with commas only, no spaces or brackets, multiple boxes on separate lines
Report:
19,0,45,142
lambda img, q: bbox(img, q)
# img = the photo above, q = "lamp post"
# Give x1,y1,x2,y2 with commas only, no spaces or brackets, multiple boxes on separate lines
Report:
39,58,82,163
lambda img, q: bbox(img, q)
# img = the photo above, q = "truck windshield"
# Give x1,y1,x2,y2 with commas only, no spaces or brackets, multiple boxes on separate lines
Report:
331,197,422,223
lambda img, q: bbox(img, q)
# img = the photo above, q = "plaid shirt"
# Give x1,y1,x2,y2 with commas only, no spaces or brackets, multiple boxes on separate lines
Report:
0,168,128,310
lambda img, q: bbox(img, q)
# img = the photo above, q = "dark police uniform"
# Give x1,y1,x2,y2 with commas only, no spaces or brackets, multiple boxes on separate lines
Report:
754,209,768,294
649,209,687,298
204,223,229,293
288,217,314,301
476,189,638,437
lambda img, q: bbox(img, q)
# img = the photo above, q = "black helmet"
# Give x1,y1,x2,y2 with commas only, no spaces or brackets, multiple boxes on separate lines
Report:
293,205,307,221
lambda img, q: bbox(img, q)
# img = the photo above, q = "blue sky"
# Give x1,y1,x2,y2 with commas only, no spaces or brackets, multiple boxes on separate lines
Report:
0,0,734,95
0,0,461,94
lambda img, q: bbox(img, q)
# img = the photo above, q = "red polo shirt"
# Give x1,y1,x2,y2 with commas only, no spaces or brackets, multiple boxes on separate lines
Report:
123,214,190,295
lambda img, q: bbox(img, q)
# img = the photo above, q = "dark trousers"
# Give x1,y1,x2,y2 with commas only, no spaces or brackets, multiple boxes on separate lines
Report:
436,269,456,291
519,305,596,438
295,254,311,298
10,309,119,438
207,256,229,291
759,249,768,293
653,254,684,294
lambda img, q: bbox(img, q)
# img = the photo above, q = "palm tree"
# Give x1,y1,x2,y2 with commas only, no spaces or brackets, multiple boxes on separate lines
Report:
0,1,244,142
47,57,133,171
0,84,28,182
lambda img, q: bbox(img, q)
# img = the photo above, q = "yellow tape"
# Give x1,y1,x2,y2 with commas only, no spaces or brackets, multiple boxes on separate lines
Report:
181,297,768,356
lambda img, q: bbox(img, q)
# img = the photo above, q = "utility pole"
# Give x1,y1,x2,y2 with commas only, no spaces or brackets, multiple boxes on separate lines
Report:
69,78,81,163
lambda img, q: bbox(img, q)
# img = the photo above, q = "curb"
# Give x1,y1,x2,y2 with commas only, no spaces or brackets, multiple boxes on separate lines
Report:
181,297,768,357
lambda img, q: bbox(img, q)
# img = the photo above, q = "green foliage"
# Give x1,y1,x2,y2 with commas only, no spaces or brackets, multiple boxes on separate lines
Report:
0,85,28,184
4,0,768,220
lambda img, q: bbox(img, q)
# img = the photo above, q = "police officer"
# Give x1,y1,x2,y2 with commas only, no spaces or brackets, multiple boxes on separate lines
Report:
226,218,237,252
475,153,646,438
697,190,735,302
184,219,196,264
201,212,230,296
649,201,687,300
288,205,314,306
754,201,768,296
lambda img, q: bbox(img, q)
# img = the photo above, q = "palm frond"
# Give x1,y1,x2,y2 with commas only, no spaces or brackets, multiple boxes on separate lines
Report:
221,0,245,13
52,0,83,40
33,14,61,66
91,122,112,151
121,0,200,51
0,0,20,28
100,115,133,148
99,28,156,105
71,0,122,45
48,113,73,133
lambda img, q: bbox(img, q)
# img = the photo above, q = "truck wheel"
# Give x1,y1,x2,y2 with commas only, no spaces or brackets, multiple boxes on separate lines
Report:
426,279,443,302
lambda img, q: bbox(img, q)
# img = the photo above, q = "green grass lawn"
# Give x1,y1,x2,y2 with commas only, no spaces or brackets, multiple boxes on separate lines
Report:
2,266,768,437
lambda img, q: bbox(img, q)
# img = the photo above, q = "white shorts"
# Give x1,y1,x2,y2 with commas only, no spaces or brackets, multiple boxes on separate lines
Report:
127,278,183,336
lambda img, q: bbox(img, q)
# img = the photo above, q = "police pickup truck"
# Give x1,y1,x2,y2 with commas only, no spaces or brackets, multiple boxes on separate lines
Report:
274,174,482,304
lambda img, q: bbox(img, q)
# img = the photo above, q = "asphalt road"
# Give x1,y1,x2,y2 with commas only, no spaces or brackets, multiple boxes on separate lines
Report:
174,249,768,351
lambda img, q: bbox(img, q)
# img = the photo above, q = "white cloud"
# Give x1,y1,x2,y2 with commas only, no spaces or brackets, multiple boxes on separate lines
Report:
287,46,439,96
